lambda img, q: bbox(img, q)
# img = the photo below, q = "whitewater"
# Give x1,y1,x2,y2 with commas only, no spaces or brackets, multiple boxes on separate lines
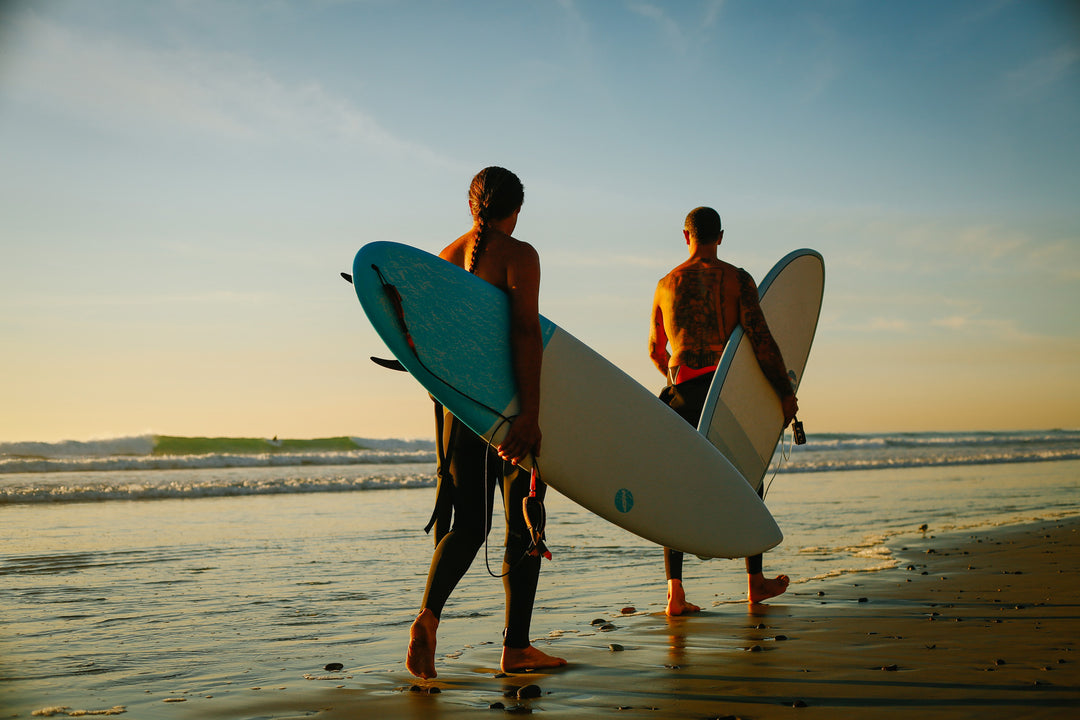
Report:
1,429,1077,504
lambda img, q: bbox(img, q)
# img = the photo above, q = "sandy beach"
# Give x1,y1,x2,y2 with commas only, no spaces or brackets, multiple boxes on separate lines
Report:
121,516,1075,720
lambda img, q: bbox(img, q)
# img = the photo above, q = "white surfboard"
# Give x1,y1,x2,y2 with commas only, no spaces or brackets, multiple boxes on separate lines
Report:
351,242,782,558
698,249,825,492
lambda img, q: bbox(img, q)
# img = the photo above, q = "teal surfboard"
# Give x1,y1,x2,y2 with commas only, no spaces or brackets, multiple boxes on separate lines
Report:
351,242,783,559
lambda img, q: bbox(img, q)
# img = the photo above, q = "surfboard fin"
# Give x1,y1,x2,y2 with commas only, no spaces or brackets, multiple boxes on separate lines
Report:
370,356,406,372
341,272,353,283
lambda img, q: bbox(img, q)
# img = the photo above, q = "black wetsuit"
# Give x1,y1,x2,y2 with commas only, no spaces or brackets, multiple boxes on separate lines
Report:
420,408,544,649
659,372,765,578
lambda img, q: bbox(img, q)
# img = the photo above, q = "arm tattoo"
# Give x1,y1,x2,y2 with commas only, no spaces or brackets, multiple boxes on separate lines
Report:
738,269,793,399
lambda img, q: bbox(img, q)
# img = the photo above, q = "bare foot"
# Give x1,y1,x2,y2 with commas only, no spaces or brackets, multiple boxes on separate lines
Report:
748,572,789,604
666,579,701,616
501,645,568,673
406,608,439,679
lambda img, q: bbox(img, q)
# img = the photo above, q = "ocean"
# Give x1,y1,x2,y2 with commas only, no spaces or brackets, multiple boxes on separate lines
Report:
2,429,1078,717
3,429,1077,502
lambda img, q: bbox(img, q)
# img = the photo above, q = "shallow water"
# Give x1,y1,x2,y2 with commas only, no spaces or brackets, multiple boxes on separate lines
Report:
1,459,1077,717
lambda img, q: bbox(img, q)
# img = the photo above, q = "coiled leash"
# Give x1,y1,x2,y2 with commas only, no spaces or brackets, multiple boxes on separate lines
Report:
522,463,552,560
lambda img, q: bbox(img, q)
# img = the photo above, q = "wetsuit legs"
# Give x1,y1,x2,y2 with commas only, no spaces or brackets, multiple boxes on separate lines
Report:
660,371,768,582
503,551,540,647
744,484,766,574
501,449,544,648
664,547,684,581
660,372,713,586
420,414,542,648
420,421,496,618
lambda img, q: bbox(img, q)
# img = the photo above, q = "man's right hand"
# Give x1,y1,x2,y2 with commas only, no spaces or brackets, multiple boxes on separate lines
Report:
781,395,798,428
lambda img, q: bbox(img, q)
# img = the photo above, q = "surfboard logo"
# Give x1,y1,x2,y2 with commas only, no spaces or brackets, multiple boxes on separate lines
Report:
614,488,634,513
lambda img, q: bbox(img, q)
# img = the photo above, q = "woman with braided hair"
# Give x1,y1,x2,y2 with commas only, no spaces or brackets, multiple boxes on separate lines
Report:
406,167,567,679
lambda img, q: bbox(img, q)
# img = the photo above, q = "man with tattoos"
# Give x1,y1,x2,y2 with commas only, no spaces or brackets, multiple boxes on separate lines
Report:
649,206,798,614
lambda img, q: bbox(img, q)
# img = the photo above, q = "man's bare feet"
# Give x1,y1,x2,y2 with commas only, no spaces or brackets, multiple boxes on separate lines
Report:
748,572,789,604
501,644,567,673
666,578,701,616
406,608,439,679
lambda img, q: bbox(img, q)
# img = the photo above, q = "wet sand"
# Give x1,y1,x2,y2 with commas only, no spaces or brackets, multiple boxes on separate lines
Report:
154,516,1080,720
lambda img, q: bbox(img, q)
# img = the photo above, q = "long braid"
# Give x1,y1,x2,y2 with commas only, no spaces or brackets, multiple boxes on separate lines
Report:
466,167,524,275
467,223,486,274
467,208,489,274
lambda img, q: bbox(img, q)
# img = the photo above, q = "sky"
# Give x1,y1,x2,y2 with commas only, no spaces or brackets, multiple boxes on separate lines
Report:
1,0,1078,443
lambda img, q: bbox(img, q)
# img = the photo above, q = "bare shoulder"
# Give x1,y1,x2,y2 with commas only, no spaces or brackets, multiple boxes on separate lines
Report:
439,233,471,266
505,236,539,268
496,234,540,283
735,266,758,291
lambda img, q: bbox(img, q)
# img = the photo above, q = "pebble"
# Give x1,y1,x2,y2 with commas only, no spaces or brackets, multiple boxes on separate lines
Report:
881,664,899,671
324,662,344,672
608,643,624,652
774,635,789,641
620,606,636,614
517,684,542,699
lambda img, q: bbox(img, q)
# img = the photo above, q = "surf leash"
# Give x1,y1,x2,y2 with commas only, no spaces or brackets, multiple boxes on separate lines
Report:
523,464,552,560
370,264,418,358
479,421,551,578
762,416,806,500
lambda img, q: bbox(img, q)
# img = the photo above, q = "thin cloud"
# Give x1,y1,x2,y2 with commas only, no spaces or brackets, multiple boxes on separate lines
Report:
5,12,450,165
1004,45,1079,99
628,2,686,49
627,0,727,54
867,317,913,333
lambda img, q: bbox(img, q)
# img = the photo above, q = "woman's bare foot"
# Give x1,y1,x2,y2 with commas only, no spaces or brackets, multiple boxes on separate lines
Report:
501,645,568,673
748,572,789,604
406,609,439,679
666,579,701,616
